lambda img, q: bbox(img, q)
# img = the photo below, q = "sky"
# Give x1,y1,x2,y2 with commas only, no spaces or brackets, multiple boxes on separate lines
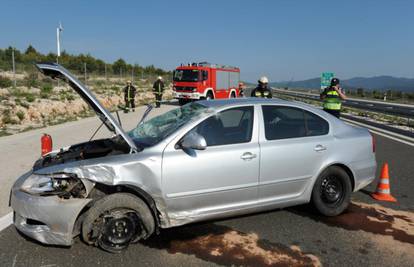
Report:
0,0,413,82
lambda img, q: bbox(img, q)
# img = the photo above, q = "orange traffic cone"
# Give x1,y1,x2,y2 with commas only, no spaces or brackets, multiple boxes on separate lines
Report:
371,163,397,202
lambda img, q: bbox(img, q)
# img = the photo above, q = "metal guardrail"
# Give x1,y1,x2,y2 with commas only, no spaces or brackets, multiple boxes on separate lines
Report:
273,89,414,118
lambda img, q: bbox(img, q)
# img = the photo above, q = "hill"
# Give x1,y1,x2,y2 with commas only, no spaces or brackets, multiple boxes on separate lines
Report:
270,76,414,92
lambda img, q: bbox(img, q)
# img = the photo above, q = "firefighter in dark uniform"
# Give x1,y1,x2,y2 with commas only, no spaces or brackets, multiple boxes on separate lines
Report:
320,78,347,118
153,76,165,108
123,80,137,113
251,76,272,98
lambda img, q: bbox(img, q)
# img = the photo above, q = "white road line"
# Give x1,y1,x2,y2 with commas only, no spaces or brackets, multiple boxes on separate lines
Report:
343,118,414,147
0,212,13,232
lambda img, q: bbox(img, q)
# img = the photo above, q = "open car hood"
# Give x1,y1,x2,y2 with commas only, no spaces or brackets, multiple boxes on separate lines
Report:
36,63,138,152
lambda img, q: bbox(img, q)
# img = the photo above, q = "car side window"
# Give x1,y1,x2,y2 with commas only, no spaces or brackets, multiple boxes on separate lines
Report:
262,106,329,140
262,106,306,140
191,106,254,146
304,110,329,136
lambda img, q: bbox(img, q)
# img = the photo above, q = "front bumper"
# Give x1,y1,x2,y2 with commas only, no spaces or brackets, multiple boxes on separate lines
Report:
10,172,92,246
173,91,201,100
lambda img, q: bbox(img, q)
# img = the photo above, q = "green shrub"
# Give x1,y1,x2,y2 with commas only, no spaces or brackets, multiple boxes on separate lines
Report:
41,84,53,94
25,94,35,102
24,73,38,88
1,109,17,124
0,75,12,88
16,111,25,121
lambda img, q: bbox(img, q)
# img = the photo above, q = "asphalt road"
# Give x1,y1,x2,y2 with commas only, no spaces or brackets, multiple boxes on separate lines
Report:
0,104,414,266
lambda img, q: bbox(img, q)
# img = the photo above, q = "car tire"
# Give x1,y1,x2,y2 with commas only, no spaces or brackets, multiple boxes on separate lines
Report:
311,166,352,216
81,193,155,253
230,92,236,98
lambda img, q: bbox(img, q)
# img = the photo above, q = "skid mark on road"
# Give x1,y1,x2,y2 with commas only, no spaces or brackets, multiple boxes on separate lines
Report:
145,224,321,267
294,202,414,244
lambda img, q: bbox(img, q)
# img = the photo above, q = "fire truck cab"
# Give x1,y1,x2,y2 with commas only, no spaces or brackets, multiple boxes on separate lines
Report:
173,62,240,105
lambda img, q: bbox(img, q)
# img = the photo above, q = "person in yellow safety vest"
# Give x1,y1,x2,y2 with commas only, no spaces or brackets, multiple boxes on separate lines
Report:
251,76,272,98
123,80,137,113
153,76,165,108
320,78,347,118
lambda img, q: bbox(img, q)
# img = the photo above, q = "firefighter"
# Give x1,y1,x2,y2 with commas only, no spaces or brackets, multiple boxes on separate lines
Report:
239,82,245,97
153,76,165,108
123,80,137,113
251,76,272,98
320,78,347,118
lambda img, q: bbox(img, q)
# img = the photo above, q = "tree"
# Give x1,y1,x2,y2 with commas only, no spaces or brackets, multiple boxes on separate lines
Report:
25,45,37,55
112,58,127,74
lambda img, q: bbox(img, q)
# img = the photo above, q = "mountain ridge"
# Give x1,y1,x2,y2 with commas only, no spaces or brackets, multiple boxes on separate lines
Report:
269,76,414,92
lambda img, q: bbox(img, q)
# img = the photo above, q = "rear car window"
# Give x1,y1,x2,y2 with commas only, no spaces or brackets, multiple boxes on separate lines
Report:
304,110,329,136
192,106,254,146
262,106,329,140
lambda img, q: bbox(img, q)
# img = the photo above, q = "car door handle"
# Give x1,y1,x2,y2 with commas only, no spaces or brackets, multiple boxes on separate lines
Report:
241,152,257,160
314,144,327,152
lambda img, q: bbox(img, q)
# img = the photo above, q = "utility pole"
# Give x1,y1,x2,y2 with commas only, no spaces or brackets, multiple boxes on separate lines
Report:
120,68,123,81
56,22,63,87
131,67,134,82
105,64,107,80
56,22,63,63
12,48,16,88
84,62,87,83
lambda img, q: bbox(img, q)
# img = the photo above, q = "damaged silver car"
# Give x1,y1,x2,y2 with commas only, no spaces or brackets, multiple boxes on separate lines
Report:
10,63,376,252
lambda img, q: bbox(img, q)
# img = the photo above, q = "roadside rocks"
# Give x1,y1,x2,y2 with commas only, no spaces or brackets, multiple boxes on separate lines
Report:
0,86,173,134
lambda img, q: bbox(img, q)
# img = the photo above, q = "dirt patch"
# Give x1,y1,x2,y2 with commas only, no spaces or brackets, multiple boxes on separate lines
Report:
293,202,414,245
145,224,321,267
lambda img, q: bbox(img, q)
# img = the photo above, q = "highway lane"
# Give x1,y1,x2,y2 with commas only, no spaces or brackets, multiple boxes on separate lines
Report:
0,131,413,266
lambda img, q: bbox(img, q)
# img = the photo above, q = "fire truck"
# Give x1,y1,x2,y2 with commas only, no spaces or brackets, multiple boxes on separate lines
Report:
173,62,241,105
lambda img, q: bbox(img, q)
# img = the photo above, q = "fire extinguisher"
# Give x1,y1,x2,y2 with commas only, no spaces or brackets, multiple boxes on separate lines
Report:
41,133,53,156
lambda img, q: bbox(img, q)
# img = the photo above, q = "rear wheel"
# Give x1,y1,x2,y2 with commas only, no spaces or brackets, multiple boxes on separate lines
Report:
311,166,352,216
82,193,155,253
230,92,236,98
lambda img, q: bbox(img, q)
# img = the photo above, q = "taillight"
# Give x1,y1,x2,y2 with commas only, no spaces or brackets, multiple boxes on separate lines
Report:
371,133,376,153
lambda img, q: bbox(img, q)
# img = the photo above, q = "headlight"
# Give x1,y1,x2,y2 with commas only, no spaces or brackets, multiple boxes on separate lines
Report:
21,173,87,198
192,88,197,92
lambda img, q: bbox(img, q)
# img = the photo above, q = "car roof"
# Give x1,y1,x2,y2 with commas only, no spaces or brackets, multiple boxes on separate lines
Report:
198,97,291,108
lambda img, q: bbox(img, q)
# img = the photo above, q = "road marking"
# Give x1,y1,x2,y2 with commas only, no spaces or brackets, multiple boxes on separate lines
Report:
0,212,13,232
343,118,414,147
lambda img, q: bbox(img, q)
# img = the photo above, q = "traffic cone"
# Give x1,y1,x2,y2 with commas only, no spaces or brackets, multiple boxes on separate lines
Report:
371,163,397,202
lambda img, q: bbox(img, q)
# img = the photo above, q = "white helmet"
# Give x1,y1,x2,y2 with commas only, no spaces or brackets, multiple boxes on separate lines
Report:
259,76,269,84
157,76,163,80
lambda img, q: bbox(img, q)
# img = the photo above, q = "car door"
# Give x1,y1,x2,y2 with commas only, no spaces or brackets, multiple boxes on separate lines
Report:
258,105,332,203
162,105,260,218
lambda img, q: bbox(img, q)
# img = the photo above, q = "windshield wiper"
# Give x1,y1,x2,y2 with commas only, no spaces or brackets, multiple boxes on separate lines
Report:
137,104,153,127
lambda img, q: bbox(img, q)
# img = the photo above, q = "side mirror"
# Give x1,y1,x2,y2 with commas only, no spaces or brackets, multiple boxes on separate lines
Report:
180,132,207,150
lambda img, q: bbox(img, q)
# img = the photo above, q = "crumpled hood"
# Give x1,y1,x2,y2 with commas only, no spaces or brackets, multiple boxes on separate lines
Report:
35,63,137,152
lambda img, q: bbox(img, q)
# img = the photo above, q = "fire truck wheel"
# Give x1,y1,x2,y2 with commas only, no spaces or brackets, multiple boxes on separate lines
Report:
230,92,236,98
178,99,187,106
206,92,214,100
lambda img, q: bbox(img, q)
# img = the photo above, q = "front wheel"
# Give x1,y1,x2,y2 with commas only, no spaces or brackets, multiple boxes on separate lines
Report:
311,166,352,216
82,193,155,253
178,98,188,106
206,92,214,100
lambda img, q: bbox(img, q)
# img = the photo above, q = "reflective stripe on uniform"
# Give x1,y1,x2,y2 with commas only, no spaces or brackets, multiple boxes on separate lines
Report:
323,90,341,110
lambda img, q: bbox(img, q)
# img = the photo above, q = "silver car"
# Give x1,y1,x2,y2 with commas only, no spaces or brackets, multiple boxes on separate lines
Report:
10,63,376,252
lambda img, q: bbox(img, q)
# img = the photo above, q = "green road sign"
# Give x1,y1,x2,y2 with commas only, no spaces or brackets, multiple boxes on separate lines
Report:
321,72,335,90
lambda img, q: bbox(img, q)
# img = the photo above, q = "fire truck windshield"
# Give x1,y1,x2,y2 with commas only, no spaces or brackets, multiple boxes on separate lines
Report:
173,69,200,82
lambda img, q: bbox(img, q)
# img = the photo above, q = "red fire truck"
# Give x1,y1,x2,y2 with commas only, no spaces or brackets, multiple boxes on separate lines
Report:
173,62,241,105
